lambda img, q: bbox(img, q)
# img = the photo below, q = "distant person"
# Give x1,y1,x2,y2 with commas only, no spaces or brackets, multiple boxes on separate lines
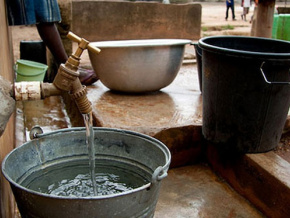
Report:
250,0,259,24
5,0,98,85
241,0,251,21
225,0,237,21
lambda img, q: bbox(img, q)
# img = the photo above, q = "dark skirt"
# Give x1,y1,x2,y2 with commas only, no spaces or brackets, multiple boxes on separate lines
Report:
6,0,61,26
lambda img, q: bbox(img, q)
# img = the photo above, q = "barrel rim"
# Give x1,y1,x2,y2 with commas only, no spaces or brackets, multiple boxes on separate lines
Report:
198,36,290,58
2,127,171,200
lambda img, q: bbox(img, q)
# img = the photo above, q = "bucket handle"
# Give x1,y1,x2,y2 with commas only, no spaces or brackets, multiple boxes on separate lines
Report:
30,125,44,140
151,166,168,184
260,62,290,85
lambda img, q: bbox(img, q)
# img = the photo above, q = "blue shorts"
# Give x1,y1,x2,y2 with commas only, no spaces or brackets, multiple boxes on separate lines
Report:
6,0,61,26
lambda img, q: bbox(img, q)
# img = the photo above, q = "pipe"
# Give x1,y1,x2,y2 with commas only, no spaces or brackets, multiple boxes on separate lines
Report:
13,82,61,101
13,67,92,114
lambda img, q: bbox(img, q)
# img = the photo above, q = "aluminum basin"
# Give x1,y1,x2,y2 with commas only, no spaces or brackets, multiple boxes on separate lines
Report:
88,39,191,93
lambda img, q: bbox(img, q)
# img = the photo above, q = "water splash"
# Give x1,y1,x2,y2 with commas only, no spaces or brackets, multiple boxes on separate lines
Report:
47,171,134,197
83,112,97,195
23,161,149,197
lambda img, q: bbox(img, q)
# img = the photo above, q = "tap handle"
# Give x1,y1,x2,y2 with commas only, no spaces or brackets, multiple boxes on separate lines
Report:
67,31,101,54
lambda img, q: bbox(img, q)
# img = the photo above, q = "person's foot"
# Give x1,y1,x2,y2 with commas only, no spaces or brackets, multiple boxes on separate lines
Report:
78,67,99,86
233,18,237,21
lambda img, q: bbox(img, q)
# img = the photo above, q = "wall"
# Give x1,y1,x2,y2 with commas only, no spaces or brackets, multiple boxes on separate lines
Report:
0,0,16,217
72,1,201,41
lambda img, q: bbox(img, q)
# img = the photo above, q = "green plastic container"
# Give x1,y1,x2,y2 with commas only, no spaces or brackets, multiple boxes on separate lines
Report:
276,14,290,41
272,14,279,39
15,59,48,82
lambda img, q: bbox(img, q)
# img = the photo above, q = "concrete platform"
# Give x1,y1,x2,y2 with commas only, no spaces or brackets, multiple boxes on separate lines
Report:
16,97,264,218
16,62,290,217
155,164,263,218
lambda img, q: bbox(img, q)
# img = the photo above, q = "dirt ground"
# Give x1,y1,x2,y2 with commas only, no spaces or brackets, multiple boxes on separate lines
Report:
10,1,288,61
10,2,254,62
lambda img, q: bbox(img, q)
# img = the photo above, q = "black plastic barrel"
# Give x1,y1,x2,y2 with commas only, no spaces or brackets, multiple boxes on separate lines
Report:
199,36,290,153
20,40,47,65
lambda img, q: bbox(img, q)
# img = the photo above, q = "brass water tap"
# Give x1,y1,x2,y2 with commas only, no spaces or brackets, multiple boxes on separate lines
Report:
53,32,101,114
13,32,101,115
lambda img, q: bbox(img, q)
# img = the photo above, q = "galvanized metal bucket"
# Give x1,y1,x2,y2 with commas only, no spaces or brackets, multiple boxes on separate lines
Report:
2,127,171,218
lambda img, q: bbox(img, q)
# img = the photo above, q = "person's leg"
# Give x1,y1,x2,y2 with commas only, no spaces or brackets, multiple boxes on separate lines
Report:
36,22,68,65
225,5,230,20
241,7,245,20
231,4,236,20
244,8,249,21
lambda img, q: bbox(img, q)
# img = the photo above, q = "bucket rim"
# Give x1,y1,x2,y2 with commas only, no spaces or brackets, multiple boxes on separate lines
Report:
2,127,171,200
16,69,46,77
198,36,290,58
16,59,48,70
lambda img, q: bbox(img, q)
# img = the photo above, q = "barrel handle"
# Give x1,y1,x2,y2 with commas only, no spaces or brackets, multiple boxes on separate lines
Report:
260,62,290,85
151,166,168,184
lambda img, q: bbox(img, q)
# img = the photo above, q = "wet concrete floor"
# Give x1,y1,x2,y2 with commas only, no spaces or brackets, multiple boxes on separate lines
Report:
16,64,265,218
155,164,263,218
16,101,264,218
14,41,290,218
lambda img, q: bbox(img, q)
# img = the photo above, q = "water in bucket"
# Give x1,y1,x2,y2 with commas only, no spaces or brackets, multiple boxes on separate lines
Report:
19,159,149,197
18,112,150,198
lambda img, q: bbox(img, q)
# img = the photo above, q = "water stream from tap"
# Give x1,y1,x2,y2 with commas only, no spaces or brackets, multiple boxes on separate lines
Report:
83,112,97,195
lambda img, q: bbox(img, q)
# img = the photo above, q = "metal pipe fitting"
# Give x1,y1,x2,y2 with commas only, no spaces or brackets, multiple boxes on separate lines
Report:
52,62,92,114
70,85,92,114
53,64,79,92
